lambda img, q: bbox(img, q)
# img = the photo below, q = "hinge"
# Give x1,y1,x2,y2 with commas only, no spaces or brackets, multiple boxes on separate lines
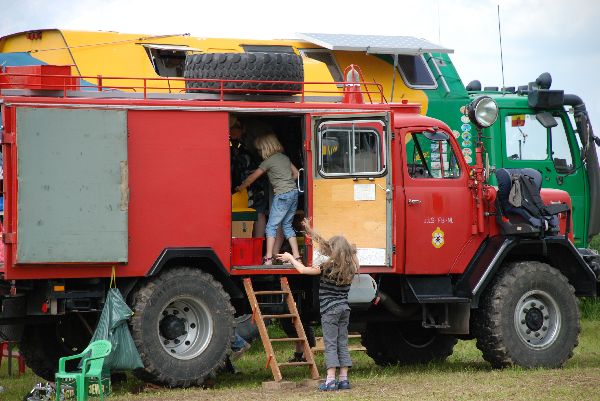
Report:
304,139,311,152
2,131,15,144
3,233,16,244
392,245,396,254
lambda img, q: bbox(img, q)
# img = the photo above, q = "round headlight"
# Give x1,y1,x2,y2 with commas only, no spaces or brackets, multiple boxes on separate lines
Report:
467,96,499,128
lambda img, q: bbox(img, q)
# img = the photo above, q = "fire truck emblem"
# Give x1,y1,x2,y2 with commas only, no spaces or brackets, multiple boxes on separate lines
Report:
432,227,445,248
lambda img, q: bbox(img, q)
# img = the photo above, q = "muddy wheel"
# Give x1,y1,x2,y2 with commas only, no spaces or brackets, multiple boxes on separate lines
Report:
19,314,97,381
472,261,579,368
184,52,304,94
130,267,234,387
361,321,457,366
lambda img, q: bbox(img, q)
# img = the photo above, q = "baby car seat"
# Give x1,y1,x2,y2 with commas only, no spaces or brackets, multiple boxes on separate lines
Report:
495,168,569,236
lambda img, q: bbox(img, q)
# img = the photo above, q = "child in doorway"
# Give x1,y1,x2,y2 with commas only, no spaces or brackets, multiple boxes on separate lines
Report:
235,134,301,265
277,219,360,391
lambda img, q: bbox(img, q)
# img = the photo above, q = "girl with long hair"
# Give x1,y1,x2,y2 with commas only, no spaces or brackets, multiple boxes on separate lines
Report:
277,219,359,391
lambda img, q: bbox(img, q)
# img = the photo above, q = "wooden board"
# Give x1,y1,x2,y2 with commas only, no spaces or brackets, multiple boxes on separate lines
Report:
312,177,386,249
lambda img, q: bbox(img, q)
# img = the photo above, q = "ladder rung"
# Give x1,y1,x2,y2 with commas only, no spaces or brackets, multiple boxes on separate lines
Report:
262,313,297,319
254,290,289,295
278,361,313,367
270,337,305,342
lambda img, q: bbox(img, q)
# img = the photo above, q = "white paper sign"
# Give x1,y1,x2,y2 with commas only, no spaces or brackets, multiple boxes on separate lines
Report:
354,184,376,201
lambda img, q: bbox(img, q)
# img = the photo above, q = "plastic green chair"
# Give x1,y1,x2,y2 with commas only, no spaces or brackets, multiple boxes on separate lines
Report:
55,339,112,401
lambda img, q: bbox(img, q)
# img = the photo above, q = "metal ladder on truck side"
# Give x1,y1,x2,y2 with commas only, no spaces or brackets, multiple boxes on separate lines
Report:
243,277,319,382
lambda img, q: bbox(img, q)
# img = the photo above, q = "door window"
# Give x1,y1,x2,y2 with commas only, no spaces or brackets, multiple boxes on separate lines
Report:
405,132,461,179
505,114,548,160
505,114,574,173
317,121,386,177
550,117,574,173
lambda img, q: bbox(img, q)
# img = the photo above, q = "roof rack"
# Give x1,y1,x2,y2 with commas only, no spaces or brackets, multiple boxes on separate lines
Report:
0,65,387,104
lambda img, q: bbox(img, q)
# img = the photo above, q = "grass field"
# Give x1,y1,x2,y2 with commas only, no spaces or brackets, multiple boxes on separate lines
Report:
2,319,600,401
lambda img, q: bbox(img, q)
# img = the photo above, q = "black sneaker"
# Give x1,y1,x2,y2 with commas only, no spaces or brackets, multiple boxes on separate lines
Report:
288,352,306,363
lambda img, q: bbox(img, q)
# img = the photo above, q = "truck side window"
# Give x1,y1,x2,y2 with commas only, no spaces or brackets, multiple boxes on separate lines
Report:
396,55,437,88
406,132,461,179
318,122,385,177
299,50,344,83
550,116,574,173
505,114,548,160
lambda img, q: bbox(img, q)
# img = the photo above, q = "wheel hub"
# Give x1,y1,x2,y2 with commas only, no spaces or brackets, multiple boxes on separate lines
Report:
514,290,561,349
159,314,186,340
157,297,213,360
524,307,544,331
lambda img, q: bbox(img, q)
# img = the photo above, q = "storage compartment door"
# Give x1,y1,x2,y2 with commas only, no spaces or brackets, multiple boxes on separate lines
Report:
16,108,128,263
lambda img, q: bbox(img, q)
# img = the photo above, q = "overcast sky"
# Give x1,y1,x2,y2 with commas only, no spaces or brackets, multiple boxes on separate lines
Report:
1,0,599,129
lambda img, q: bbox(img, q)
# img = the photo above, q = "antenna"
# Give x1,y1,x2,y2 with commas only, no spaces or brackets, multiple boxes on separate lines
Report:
497,4,505,90
437,1,441,43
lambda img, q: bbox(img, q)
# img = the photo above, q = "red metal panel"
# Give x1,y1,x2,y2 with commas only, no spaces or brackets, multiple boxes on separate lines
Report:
126,110,231,275
0,66,76,91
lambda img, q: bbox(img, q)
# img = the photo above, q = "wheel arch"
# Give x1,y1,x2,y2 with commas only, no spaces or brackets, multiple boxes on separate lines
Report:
461,237,596,307
146,248,244,299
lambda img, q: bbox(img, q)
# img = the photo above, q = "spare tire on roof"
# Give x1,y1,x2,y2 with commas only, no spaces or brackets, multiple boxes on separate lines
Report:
184,52,304,94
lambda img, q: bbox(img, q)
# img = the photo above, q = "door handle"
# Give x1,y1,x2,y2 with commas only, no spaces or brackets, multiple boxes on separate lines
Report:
408,199,422,205
297,168,305,193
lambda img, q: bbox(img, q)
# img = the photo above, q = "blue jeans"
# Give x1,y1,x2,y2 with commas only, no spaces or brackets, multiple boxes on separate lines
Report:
231,333,249,352
266,189,298,239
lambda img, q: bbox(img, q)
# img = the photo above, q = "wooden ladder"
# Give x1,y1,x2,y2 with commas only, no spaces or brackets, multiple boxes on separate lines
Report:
243,277,319,382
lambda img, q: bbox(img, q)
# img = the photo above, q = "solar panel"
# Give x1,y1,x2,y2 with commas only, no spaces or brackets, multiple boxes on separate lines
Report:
297,33,453,55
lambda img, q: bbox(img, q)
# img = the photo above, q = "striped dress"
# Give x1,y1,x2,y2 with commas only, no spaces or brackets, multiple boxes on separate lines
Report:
319,267,352,315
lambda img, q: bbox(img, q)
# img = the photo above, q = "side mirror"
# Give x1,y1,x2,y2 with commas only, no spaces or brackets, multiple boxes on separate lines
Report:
536,111,558,128
423,130,449,142
466,96,499,129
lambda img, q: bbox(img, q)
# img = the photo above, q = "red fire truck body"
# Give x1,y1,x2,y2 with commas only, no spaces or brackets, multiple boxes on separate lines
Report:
0,66,594,387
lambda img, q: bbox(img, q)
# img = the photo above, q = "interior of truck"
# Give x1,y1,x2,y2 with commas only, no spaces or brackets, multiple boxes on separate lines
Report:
230,114,305,266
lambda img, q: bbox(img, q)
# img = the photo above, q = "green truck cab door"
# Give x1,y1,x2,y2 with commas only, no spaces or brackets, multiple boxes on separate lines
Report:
500,109,588,246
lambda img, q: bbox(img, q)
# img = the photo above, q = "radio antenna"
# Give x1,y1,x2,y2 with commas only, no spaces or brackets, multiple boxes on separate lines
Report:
437,1,441,43
497,4,506,90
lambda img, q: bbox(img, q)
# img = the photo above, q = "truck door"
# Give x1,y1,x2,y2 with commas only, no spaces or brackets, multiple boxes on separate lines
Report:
500,110,587,246
401,128,474,275
308,115,392,267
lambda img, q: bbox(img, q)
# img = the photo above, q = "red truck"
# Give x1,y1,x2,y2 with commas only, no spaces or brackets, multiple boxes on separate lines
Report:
0,63,597,387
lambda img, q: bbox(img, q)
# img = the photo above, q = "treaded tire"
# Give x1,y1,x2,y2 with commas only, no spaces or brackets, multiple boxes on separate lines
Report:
19,315,96,381
130,268,234,388
472,261,580,368
361,321,457,366
184,52,304,94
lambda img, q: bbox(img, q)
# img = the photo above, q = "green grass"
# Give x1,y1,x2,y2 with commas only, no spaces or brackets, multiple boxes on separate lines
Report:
3,320,600,401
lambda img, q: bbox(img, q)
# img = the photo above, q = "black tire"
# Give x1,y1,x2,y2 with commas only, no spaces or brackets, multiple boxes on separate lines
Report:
361,321,457,366
184,52,304,94
130,268,234,387
19,314,97,380
472,261,580,368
